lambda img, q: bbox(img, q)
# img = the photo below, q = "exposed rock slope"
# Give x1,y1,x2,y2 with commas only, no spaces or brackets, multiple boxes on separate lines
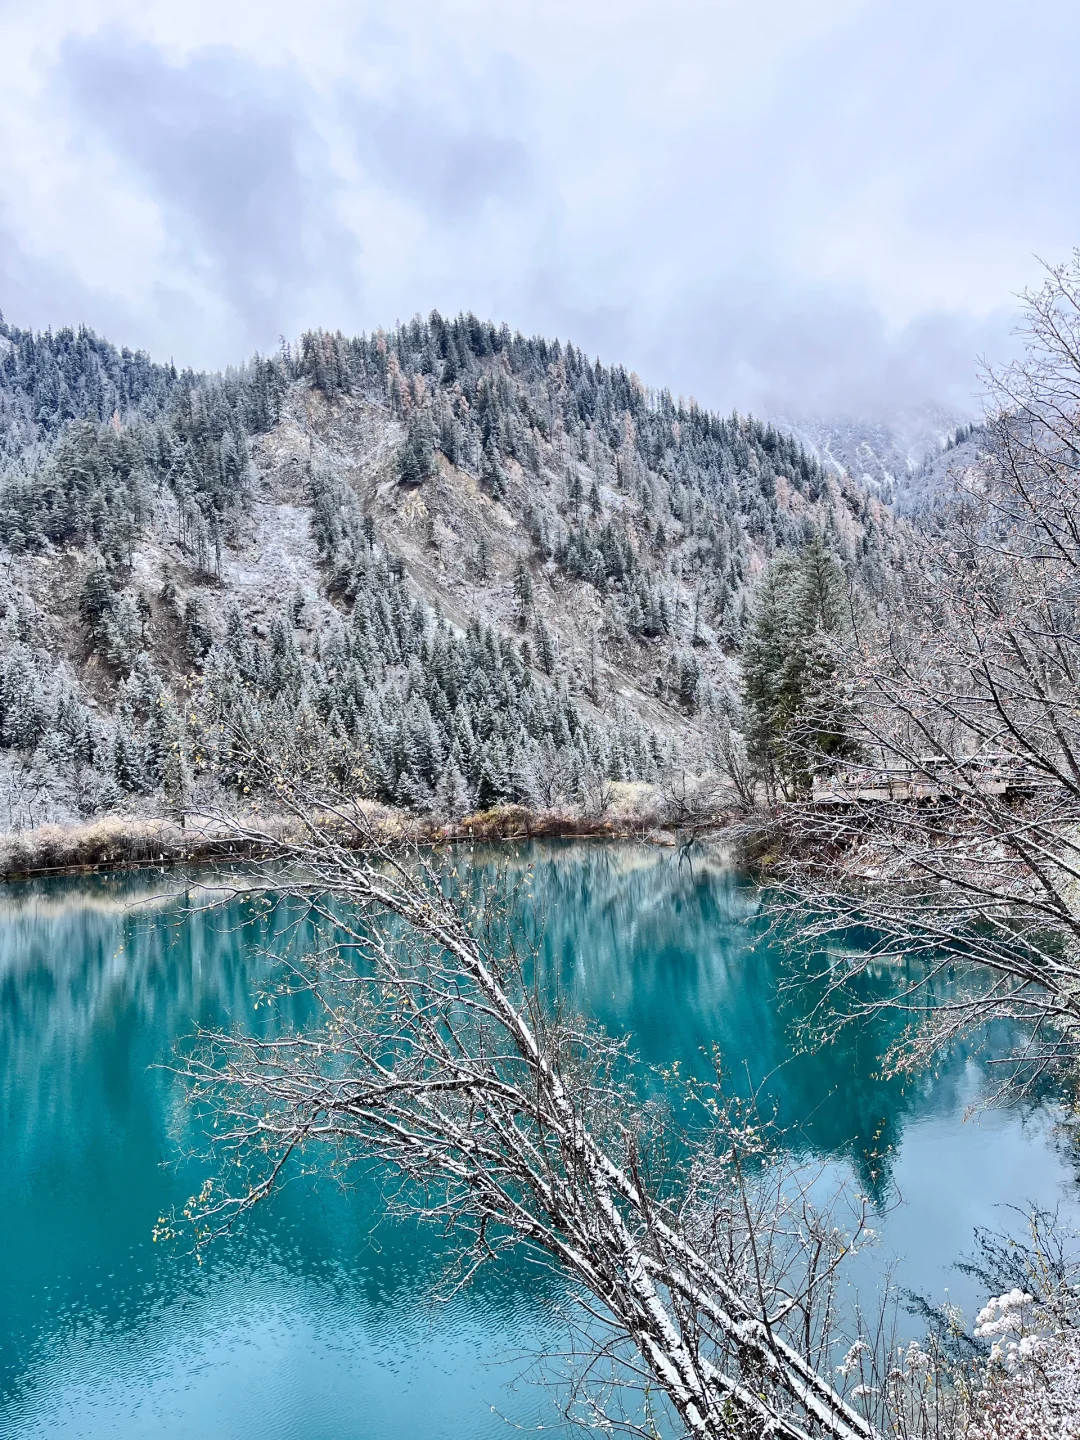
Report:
0,313,905,831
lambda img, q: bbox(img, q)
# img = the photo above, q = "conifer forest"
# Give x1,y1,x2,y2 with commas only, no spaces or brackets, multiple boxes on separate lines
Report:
0,309,909,833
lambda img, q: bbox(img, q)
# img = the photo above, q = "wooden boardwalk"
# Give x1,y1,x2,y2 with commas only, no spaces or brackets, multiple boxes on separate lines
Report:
811,755,1051,805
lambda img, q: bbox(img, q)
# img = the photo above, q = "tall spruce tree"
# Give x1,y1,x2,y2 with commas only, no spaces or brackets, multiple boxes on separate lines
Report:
741,532,855,800
399,409,436,486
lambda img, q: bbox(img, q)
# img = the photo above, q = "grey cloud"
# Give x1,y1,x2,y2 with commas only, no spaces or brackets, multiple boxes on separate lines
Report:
0,207,143,347
0,214,241,370
636,286,1016,422
516,274,1017,423
348,94,531,220
56,33,355,346
6,7,1058,417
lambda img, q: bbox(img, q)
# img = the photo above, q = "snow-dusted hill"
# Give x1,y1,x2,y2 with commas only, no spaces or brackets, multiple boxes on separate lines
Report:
0,312,909,830
775,407,986,512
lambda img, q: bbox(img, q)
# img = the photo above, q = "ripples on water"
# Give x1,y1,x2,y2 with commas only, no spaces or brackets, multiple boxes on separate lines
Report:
1,841,1076,1438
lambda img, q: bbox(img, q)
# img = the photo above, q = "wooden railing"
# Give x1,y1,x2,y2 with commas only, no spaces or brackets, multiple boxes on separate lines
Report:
811,755,1054,805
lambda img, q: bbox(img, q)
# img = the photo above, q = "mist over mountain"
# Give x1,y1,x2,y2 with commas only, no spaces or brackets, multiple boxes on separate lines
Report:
775,406,988,513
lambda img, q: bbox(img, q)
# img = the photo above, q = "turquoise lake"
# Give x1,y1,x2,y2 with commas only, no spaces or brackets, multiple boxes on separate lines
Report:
2,840,1077,1438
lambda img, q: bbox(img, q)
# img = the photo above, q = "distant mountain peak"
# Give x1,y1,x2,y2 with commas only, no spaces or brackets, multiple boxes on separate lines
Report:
772,404,985,511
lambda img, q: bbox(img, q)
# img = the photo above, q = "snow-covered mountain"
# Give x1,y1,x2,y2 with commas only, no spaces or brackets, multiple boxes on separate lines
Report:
0,312,905,831
774,406,986,512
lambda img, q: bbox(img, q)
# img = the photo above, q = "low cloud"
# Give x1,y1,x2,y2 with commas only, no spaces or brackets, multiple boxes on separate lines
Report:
631,284,1017,421
347,94,531,221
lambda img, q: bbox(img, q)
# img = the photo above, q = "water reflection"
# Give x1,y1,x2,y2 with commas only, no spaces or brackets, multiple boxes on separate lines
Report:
0,842,1076,1439
474,841,1020,1195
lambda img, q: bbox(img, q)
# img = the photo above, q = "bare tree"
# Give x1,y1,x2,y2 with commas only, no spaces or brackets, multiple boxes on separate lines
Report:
772,256,1080,1089
165,791,885,1440
658,765,734,833
711,715,756,814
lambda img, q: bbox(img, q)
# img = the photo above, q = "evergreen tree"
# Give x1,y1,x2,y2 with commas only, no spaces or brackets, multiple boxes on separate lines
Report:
110,719,146,793
476,737,513,808
741,533,854,799
473,535,493,582
399,409,436,485
676,652,701,711
162,730,192,823
480,438,507,499
105,592,146,674
434,759,471,818
512,558,534,626
533,615,556,676
78,563,115,643
183,598,213,663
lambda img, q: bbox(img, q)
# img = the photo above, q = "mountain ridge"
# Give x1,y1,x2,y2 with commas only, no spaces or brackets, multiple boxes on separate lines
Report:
774,406,987,512
0,309,908,832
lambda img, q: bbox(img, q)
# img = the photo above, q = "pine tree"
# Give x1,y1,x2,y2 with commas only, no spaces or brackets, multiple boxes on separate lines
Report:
533,615,556,675
110,720,146,793
476,737,513,808
399,409,436,486
434,758,471,818
105,592,145,674
78,563,114,643
741,533,854,799
472,535,493,583
512,559,534,626
676,652,701,711
0,647,46,750
480,437,507,499
162,731,192,823
183,597,212,663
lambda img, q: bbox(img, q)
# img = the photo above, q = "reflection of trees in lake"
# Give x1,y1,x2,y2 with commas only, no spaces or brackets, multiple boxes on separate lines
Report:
490,840,1035,1199
0,841,1061,1420
0,843,1038,1235
0,871,557,1412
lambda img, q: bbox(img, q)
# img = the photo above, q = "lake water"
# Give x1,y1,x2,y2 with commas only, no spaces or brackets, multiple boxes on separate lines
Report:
2,840,1077,1439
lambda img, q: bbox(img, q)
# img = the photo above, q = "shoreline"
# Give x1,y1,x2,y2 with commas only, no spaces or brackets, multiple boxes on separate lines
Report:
0,802,735,883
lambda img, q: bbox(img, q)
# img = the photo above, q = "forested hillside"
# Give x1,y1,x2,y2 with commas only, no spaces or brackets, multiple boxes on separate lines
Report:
0,311,905,830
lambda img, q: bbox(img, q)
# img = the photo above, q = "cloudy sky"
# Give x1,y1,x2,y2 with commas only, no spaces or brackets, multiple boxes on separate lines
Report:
1,0,1077,419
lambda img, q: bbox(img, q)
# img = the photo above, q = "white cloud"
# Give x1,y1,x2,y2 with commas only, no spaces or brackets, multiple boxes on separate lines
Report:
0,0,1075,415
